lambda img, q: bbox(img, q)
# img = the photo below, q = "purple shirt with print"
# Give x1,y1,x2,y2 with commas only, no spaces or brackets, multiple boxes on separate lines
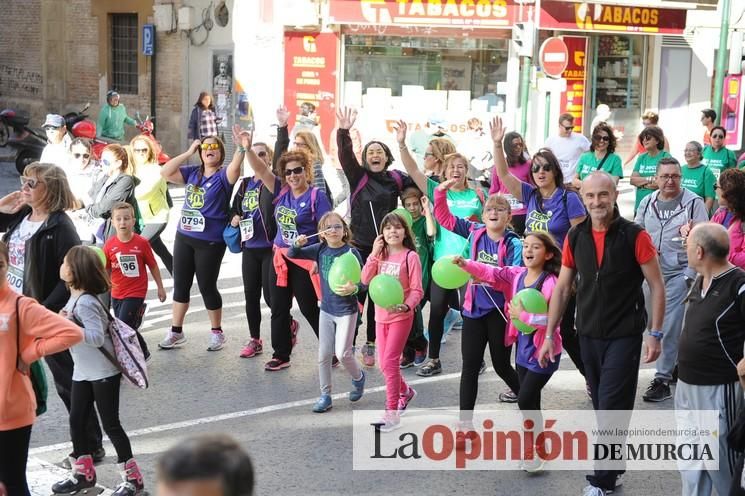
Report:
521,182,585,246
178,165,233,243
238,177,274,249
273,184,332,248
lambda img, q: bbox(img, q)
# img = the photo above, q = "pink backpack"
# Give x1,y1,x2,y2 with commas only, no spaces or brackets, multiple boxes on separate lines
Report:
74,296,149,389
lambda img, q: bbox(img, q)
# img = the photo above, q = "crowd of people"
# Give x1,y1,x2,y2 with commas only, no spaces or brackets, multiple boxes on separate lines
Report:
3,99,745,496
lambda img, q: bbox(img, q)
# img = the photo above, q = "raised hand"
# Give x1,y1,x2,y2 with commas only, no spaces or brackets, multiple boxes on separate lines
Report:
437,178,458,191
188,139,202,155
232,124,252,149
370,234,385,258
277,105,290,127
335,107,357,130
420,195,430,209
489,116,506,144
0,191,24,214
395,119,408,144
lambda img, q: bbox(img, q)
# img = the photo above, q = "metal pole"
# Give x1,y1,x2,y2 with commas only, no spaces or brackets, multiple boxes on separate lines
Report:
712,0,731,125
544,91,551,141
520,56,531,135
150,27,157,134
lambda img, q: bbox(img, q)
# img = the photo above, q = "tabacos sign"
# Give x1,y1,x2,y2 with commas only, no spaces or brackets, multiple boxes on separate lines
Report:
541,1,687,34
329,0,519,27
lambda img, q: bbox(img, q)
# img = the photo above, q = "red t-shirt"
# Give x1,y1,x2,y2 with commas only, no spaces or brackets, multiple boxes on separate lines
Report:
562,228,656,268
703,129,712,146
104,233,157,299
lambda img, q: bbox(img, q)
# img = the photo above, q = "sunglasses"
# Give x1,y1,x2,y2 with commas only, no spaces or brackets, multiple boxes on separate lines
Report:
44,126,62,132
73,153,91,160
133,148,149,154
256,151,267,158
424,152,434,158
711,134,725,139
20,176,40,189
593,135,610,142
531,163,553,173
101,158,113,168
715,184,722,190
284,166,305,176
200,143,220,150
562,125,574,131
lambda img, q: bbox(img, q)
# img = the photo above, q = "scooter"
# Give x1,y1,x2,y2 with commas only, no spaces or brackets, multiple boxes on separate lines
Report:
134,112,170,165
0,108,47,174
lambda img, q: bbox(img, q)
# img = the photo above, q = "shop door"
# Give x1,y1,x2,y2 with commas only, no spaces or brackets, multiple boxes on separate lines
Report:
658,46,692,156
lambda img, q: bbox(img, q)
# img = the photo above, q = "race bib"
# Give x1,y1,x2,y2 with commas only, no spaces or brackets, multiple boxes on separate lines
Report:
6,265,23,294
180,209,205,232
281,227,299,244
503,193,524,211
239,218,254,242
117,253,140,278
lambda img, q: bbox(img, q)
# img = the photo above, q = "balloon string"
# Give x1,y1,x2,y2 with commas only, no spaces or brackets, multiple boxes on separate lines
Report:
370,202,379,236
477,284,508,323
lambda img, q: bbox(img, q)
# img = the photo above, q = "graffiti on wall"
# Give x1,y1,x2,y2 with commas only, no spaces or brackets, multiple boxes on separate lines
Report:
0,65,43,97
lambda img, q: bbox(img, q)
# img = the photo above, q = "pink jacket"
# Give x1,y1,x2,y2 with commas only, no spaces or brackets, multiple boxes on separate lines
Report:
728,218,745,270
361,249,423,324
461,261,562,358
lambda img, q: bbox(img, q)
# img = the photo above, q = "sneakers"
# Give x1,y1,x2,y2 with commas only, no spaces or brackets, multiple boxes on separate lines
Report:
479,360,487,375
607,474,623,494
61,446,105,469
362,342,376,367
416,358,442,377
112,458,144,496
498,390,518,403
239,338,263,358
414,349,427,366
643,378,672,402
400,355,415,369
207,331,226,351
375,410,401,432
290,319,299,348
582,485,607,496
158,331,186,350
52,455,96,494
312,394,332,413
265,358,290,371
349,370,366,402
398,387,417,416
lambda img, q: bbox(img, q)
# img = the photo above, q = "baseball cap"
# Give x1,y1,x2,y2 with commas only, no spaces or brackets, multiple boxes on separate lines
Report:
43,114,65,129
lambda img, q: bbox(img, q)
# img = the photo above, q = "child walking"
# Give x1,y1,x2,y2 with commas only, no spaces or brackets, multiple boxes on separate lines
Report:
54,246,145,495
454,231,563,472
361,212,423,431
400,187,435,368
103,202,167,360
288,212,366,413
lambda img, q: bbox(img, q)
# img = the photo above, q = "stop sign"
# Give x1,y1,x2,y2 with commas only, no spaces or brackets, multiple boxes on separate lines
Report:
539,37,569,79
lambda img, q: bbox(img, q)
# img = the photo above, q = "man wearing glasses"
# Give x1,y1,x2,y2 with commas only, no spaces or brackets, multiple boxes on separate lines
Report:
39,114,71,169
544,113,590,189
634,157,709,402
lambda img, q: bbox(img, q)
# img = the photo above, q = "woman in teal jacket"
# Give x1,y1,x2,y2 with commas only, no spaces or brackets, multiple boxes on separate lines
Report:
97,90,136,141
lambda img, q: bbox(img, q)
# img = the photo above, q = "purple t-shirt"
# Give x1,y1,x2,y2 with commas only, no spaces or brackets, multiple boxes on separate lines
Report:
464,232,522,319
273,184,332,248
515,271,560,375
237,177,272,250
521,182,585,246
178,166,233,243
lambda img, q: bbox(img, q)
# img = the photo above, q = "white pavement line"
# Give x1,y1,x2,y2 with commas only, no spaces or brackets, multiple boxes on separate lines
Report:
27,456,113,496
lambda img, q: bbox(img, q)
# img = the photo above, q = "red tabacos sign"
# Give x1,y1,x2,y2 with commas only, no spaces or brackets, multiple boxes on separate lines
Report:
541,1,687,34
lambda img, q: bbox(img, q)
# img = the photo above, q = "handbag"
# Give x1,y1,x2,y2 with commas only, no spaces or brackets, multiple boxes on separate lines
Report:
223,224,241,253
15,297,48,416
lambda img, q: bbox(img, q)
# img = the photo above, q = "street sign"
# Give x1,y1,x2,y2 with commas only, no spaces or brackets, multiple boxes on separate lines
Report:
143,24,155,56
539,37,569,79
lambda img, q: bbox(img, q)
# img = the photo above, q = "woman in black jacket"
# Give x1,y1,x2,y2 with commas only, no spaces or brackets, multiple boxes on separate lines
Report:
0,162,105,464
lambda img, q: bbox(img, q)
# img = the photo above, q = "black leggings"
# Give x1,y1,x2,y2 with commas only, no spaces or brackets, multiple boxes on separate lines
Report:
0,424,32,496
140,222,173,275
172,232,226,309
516,364,552,411
269,256,320,362
241,247,273,339
428,280,463,359
112,297,149,357
43,351,103,451
560,295,585,377
354,246,377,344
460,311,519,414
403,291,430,361
70,374,133,463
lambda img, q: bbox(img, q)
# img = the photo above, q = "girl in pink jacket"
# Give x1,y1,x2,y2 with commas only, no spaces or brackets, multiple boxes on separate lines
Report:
361,212,423,432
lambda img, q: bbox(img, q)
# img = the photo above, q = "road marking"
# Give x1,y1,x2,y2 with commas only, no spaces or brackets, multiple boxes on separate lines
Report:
27,456,113,496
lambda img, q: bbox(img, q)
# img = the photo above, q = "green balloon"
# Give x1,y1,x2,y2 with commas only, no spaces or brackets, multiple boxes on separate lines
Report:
513,288,548,314
431,255,470,290
512,318,537,335
89,246,106,267
368,274,404,308
329,252,361,295
391,207,413,227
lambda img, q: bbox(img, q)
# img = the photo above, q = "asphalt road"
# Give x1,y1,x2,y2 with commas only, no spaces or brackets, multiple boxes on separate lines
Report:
0,158,683,496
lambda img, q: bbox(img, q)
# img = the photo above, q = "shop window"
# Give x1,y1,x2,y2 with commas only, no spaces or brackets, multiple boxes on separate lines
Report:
110,13,138,95
593,35,644,110
344,35,509,101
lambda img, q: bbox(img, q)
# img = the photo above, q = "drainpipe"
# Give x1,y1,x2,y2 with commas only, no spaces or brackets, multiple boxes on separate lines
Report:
712,0,731,125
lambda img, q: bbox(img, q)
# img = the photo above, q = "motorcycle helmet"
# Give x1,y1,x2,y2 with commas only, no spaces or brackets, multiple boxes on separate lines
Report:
106,90,120,104
72,120,97,139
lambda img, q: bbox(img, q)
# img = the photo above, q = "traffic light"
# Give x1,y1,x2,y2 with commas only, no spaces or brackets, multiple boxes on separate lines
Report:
512,21,535,57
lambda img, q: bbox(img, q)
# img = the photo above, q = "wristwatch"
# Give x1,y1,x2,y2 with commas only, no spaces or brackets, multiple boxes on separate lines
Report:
647,329,664,340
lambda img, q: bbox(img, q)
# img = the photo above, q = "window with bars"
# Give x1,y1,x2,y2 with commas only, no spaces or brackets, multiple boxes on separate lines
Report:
110,13,138,94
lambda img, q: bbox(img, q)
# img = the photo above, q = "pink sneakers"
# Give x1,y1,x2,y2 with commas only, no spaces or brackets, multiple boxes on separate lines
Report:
239,338,263,358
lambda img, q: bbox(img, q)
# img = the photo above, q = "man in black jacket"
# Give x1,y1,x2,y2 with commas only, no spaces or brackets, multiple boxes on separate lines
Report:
541,171,665,496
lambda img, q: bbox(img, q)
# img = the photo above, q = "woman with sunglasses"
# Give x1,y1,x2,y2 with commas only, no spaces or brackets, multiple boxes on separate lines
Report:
491,116,588,396
571,122,623,190
66,138,100,205
0,163,106,468
244,133,332,371
131,135,173,274
702,126,737,180
681,141,716,214
630,125,671,213
158,126,249,352
489,131,530,235
228,142,282,359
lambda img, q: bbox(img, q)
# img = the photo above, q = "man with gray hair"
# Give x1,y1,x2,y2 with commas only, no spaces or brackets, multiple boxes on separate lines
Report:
677,222,745,495
635,157,709,402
